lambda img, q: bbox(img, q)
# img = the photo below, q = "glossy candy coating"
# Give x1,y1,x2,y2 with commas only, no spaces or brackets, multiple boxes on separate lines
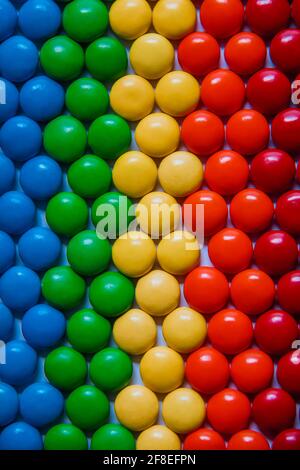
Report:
205,150,249,196
40,35,84,81
22,304,65,350
66,78,109,122
253,388,296,434
0,116,42,162
85,36,127,82
272,108,300,154
226,109,270,155
181,110,225,156
18,0,61,41
0,35,38,82
63,0,108,43
157,230,200,276
46,192,88,238
109,0,152,40
207,389,251,435
110,75,154,121
91,424,135,451
276,190,300,236
67,154,111,199
42,266,85,311
136,425,181,451
113,309,157,355
44,347,87,391
135,113,180,158
178,32,220,77
67,308,111,354
224,32,266,76
67,230,111,276
183,429,226,450
255,310,298,356
230,188,274,234
246,0,290,37
20,156,62,201
277,351,300,396
66,385,110,431
251,149,295,195
277,270,300,316
153,0,196,40
89,347,133,393
228,430,270,450
200,0,244,39
44,424,88,450
88,114,131,160
20,383,64,428
162,388,206,434
231,349,274,394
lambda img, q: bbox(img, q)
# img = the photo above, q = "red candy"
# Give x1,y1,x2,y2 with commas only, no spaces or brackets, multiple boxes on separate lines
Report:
178,32,220,77
251,149,295,195
255,310,299,356
205,150,249,196
227,430,270,450
270,29,300,75
230,188,274,234
278,270,300,316
276,190,300,237
272,429,300,450
224,32,266,76
231,348,274,394
277,350,300,396
226,110,270,155
183,429,226,450
292,0,300,27
200,0,244,40
253,388,296,435
272,108,300,154
181,110,225,156
245,0,290,38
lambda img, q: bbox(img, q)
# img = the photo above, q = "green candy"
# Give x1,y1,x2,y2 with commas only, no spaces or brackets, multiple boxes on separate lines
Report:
90,347,133,392
45,346,87,391
92,191,134,239
46,192,88,238
44,424,88,450
86,36,127,82
67,308,111,354
44,116,87,164
66,385,110,431
42,266,86,311
66,78,109,122
40,35,84,81
63,0,108,43
67,154,111,199
91,424,135,450
88,114,131,160
89,271,134,317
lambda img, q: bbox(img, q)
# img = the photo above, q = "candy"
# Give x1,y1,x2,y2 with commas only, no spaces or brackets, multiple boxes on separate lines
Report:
277,351,300,396
136,425,181,451
113,309,157,355
273,429,300,450
18,0,61,41
67,230,111,276
40,35,84,81
0,383,18,427
183,429,226,451
253,388,296,435
162,388,206,434
135,113,180,158
231,349,274,394
63,0,108,43
0,35,38,82
42,266,86,311
46,192,88,238
91,191,134,238
200,0,244,39
207,389,251,435
20,156,62,200
91,424,135,451
22,304,65,350
276,190,300,236
270,29,300,75
0,116,41,162
157,230,200,276
0,79,19,124
18,227,61,272
224,32,266,76
205,150,249,196
181,110,225,156
277,270,300,316
153,0,196,40
0,0,17,42
272,108,300,154
230,188,274,234
109,0,152,40
254,310,298,356
0,231,15,274
89,347,132,392
0,304,14,342
226,109,270,155
0,266,40,312
44,346,87,391
115,385,159,431
178,32,220,77
0,422,42,450
19,383,64,428
88,114,131,160
66,385,110,431
66,78,109,122
228,430,270,450
44,424,88,450
67,309,111,354
67,154,111,199
85,36,127,82
0,340,37,386
246,0,290,37
110,75,154,121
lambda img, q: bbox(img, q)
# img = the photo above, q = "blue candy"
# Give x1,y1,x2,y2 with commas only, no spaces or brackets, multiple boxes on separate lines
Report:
20,155,62,200
0,116,42,162
0,154,15,195
22,304,65,349
0,0,17,41
0,78,19,123
0,422,42,450
19,0,61,41
0,266,40,312
0,35,38,83
20,382,64,427
0,383,18,427
0,191,36,235
0,340,38,386
20,76,65,122
0,231,15,274
0,304,14,341
18,226,62,271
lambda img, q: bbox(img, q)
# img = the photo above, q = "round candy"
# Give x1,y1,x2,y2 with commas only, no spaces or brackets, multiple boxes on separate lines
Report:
110,75,154,121
91,424,135,451
18,226,61,272
0,231,15,275
115,385,159,432
91,191,134,238
270,29,300,75
251,149,295,195
85,36,127,82
183,429,225,450
276,190,300,236
205,150,248,196
66,78,109,122
0,340,37,386
207,389,251,435
137,425,180,451
110,0,152,40
0,116,41,162
155,71,200,117
88,114,131,160
0,35,38,82
184,266,229,315
67,154,111,199
162,307,207,354
255,309,298,356
44,347,87,391
135,270,180,317
0,383,18,427
226,109,269,155
67,308,111,354
186,347,229,395
0,304,14,342
231,269,275,316
293,0,300,27
272,108,300,155
18,0,61,41
157,230,200,276
140,346,184,394
246,0,290,37
277,351,300,396
228,430,270,450
253,388,296,435
89,272,134,318
40,35,84,81
113,309,157,355
231,349,274,394
0,422,42,450
0,191,35,236
135,113,180,158
63,0,108,42
90,347,132,392
273,429,300,450
153,0,196,40
46,192,88,238
67,230,111,276
129,33,174,80
44,115,87,164
66,385,110,431
278,270,300,316
224,32,266,76
44,424,87,450
112,151,157,198
201,69,245,116
0,79,19,123
20,155,62,200
20,383,63,428
162,388,206,434
0,0,17,41
208,309,253,355
254,230,298,277
0,266,40,312
22,304,65,350
200,0,244,39
230,188,274,234
178,32,220,77
42,266,85,311
181,110,224,156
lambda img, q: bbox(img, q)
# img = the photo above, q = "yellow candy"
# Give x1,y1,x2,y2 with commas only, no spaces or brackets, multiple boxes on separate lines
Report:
155,71,200,117
136,191,181,237
162,307,207,353
113,308,157,355
153,0,196,40
135,113,180,158
157,230,200,275
135,270,180,317
137,425,181,450
112,151,157,198
140,346,184,393
115,385,159,432
129,33,174,80
158,151,203,197
112,231,156,278
162,388,206,434
110,75,154,122
109,0,152,40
